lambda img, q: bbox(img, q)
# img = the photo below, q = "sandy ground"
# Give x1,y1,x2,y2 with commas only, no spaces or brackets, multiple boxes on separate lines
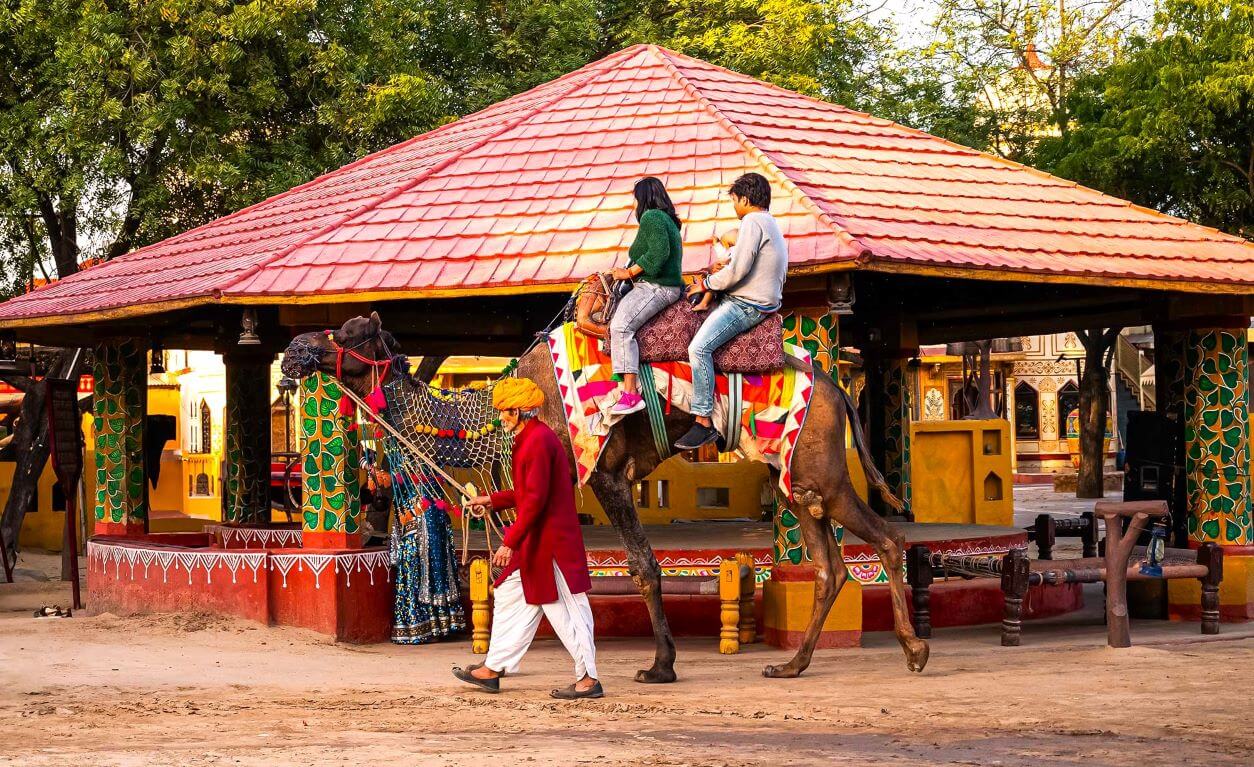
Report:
2,565,1252,767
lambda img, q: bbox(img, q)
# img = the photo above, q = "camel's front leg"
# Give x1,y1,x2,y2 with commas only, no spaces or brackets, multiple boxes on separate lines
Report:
587,472,678,683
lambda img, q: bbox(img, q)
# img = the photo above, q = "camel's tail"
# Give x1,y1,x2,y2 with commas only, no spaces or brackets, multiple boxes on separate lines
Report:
836,385,906,514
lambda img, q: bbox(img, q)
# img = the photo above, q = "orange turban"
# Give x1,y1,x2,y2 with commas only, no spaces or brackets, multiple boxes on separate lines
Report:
492,377,544,411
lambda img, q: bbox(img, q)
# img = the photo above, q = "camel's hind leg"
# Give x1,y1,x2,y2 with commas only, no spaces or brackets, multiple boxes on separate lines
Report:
831,484,930,673
762,489,848,679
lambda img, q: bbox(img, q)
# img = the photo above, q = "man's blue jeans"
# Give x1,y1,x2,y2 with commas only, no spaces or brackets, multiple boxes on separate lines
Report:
688,297,766,417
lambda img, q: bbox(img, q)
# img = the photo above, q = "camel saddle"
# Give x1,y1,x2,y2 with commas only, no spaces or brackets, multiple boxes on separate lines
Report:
574,274,784,374
640,300,784,374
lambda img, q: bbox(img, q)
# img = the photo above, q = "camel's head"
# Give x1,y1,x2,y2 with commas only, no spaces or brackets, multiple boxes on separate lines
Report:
280,311,401,396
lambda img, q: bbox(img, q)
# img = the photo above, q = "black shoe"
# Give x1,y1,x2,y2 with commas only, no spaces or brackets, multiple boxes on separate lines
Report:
452,665,501,693
551,681,605,699
675,423,719,451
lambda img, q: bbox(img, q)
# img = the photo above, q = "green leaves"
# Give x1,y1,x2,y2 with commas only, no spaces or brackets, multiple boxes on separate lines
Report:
1048,0,1254,239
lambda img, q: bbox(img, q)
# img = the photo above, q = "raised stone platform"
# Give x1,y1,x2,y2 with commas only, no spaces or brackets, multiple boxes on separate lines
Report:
84,520,1083,646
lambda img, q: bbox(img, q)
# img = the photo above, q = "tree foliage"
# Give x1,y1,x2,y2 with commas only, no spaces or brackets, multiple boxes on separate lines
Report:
0,0,449,293
1044,0,1254,239
928,0,1149,159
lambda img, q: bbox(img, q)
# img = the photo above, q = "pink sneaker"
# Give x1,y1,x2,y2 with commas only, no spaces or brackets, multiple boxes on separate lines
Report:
612,391,646,415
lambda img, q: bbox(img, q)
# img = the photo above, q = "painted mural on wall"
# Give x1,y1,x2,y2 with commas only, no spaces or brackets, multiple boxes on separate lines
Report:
1184,328,1252,545
93,340,147,530
301,372,361,537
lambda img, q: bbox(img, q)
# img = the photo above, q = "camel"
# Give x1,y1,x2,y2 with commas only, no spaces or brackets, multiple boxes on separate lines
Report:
281,312,930,681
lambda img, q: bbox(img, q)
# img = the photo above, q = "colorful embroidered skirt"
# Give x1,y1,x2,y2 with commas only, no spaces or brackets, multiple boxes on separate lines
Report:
391,506,465,644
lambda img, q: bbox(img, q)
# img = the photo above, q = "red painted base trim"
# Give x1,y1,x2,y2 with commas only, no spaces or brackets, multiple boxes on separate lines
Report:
864,580,1082,631
764,627,860,649
96,521,145,536
302,530,362,549
86,538,392,643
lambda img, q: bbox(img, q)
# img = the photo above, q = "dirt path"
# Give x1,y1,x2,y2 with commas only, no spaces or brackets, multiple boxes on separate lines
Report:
2,575,1251,767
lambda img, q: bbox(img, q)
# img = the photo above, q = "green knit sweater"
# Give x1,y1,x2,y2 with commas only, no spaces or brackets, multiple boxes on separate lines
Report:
627,209,683,287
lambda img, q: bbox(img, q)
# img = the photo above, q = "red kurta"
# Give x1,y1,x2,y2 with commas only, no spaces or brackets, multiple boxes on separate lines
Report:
490,418,592,604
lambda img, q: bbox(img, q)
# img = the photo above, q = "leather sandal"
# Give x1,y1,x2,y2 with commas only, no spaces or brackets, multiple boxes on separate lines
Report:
550,681,604,700
452,665,501,693
465,662,505,678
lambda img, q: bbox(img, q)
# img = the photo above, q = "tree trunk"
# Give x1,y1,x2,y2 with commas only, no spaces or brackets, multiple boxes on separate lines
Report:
0,349,85,565
1076,329,1121,499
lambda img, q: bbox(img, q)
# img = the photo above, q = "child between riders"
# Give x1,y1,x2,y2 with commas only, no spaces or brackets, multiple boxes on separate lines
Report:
608,177,685,415
690,229,735,313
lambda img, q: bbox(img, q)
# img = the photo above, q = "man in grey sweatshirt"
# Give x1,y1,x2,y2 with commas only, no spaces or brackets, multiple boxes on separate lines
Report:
676,172,788,450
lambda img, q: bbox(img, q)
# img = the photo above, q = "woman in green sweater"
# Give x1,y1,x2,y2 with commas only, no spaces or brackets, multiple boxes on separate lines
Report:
607,177,685,415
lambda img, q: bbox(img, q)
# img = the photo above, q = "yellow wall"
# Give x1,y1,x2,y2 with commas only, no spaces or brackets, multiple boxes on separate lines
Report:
909,419,1013,526
11,461,63,551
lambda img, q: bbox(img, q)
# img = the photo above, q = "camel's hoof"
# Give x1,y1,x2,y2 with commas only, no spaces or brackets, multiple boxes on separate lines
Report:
634,666,677,684
762,663,803,679
905,639,930,673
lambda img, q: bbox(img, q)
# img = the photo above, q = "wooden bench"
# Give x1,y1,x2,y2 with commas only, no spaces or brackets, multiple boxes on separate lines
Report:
1027,511,1098,559
907,501,1223,647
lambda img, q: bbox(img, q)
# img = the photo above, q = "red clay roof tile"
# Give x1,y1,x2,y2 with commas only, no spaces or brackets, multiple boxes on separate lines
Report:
3,44,1252,325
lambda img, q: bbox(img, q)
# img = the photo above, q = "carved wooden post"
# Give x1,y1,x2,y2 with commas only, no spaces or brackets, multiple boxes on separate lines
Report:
470,557,491,654
906,545,933,639
719,558,740,654
1080,511,1098,558
736,551,756,644
1198,542,1223,635
1000,548,1030,646
1095,500,1169,648
1034,514,1056,560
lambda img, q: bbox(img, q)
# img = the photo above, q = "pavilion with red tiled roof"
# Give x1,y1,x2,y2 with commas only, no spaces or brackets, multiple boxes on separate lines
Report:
5,45,1254,624
3,43,1254,339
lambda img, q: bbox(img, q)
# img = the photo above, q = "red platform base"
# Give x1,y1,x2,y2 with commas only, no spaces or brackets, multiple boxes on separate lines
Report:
86,521,1088,646
87,535,392,643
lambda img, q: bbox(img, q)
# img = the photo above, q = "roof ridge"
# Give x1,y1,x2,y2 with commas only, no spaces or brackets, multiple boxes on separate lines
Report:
658,47,1254,247
219,46,647,298
648,46,869,262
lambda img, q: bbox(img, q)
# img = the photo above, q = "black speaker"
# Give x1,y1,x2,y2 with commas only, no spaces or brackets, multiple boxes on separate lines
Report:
1122,410,1185,545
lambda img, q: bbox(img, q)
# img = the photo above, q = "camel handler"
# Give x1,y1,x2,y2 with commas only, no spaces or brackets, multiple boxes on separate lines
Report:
452,377,603,699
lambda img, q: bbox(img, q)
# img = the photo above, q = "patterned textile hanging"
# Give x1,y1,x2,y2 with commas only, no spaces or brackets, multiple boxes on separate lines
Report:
376,374,515,645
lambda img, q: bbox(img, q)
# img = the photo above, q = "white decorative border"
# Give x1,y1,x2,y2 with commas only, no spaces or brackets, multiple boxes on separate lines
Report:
206,526,303,549
269,551,392,589
87,541,390,590
88,541,268,585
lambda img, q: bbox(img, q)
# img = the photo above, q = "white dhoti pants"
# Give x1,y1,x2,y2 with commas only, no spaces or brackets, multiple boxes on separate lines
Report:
484,561,598,681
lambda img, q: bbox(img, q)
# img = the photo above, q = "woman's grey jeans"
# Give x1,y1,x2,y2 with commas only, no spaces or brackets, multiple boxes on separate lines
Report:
609,282,682,375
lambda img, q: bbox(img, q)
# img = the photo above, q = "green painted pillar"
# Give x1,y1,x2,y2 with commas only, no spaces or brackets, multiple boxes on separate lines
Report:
92,339,147,536
223,352,272,526
300,372,362,548
775,309,841,565
1183,327,1252,545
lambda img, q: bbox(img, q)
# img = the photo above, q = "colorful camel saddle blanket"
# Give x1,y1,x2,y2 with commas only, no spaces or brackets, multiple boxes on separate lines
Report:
637,299,784,373
547,322,814,495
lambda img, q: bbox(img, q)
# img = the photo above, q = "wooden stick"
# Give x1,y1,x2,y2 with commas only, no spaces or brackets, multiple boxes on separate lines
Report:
1094,501,1169,648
